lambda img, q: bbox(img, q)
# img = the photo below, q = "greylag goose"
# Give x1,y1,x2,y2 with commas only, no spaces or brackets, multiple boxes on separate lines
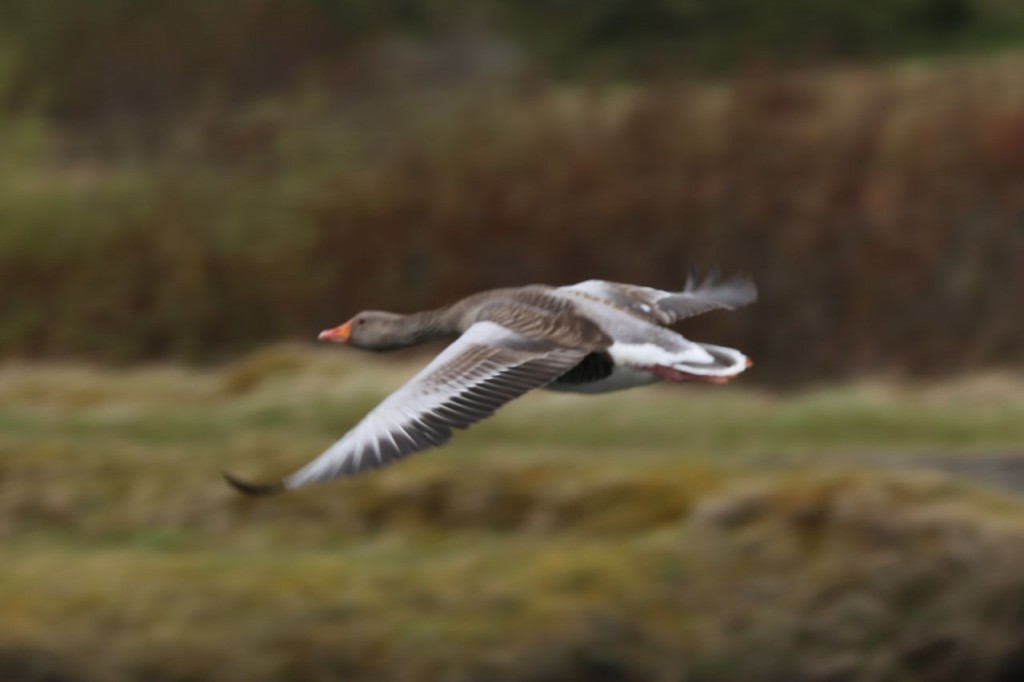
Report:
225,271,756,495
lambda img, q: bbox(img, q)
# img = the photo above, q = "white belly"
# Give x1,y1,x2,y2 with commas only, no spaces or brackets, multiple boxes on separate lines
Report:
543,337,748,394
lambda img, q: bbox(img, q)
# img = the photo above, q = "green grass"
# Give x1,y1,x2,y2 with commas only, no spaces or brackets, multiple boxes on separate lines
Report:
3,349,1024,679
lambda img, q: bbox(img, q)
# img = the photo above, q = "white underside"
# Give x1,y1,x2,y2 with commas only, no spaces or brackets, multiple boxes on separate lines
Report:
674,342,749,376
543,287,752,396
608,341,713,366
544,341,749,395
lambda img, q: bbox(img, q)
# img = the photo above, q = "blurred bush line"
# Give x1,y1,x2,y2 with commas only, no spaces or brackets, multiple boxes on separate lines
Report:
0,1,1022,383
2,0,1024,129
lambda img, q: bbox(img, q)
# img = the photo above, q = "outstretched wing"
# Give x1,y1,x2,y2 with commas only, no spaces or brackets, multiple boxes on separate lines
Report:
560,269,757,325
225,321,585,494
653,268,758,322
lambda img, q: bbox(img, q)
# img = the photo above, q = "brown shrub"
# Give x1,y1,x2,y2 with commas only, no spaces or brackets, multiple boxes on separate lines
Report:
1,62,1023,383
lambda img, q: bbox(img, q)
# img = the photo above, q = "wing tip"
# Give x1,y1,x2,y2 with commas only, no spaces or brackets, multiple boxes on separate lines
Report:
680,266,758,306
222,471,287,497
731,273,759,304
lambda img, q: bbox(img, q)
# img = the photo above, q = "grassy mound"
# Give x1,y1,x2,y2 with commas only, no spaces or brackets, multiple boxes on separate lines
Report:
3,474,1024,681
2,354,1024,679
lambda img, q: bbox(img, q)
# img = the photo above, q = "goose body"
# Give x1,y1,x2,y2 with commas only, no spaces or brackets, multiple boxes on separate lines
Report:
225,271,757,495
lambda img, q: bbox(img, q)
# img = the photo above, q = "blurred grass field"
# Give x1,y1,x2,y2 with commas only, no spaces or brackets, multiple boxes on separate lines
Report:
4,347,1024,680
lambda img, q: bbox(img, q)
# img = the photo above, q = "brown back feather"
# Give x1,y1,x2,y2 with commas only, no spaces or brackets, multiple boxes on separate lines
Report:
470,289,611,351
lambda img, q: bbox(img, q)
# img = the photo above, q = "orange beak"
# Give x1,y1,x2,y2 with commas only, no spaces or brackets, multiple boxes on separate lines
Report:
318,321,352,343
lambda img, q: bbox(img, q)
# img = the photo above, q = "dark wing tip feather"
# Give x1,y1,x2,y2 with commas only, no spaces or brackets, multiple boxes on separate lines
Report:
223,472,287,496
684,264,722,292
685,263,698,290
684,266,757,301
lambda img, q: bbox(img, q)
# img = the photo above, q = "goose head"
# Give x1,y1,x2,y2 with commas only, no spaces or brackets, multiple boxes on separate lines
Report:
319,311,451,351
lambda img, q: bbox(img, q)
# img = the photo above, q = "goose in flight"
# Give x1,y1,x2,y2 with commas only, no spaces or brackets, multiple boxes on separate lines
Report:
224,271,757,495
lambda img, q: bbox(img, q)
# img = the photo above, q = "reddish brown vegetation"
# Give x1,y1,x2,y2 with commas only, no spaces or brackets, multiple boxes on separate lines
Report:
2,64,1022,383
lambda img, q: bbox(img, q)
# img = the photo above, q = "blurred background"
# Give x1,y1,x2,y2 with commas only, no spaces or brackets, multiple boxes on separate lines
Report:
2,1,1024,680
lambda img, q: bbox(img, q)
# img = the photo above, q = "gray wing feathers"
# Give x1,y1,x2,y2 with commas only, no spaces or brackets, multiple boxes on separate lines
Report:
561,271,757,325
279,322,583,489
655,270,758,322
